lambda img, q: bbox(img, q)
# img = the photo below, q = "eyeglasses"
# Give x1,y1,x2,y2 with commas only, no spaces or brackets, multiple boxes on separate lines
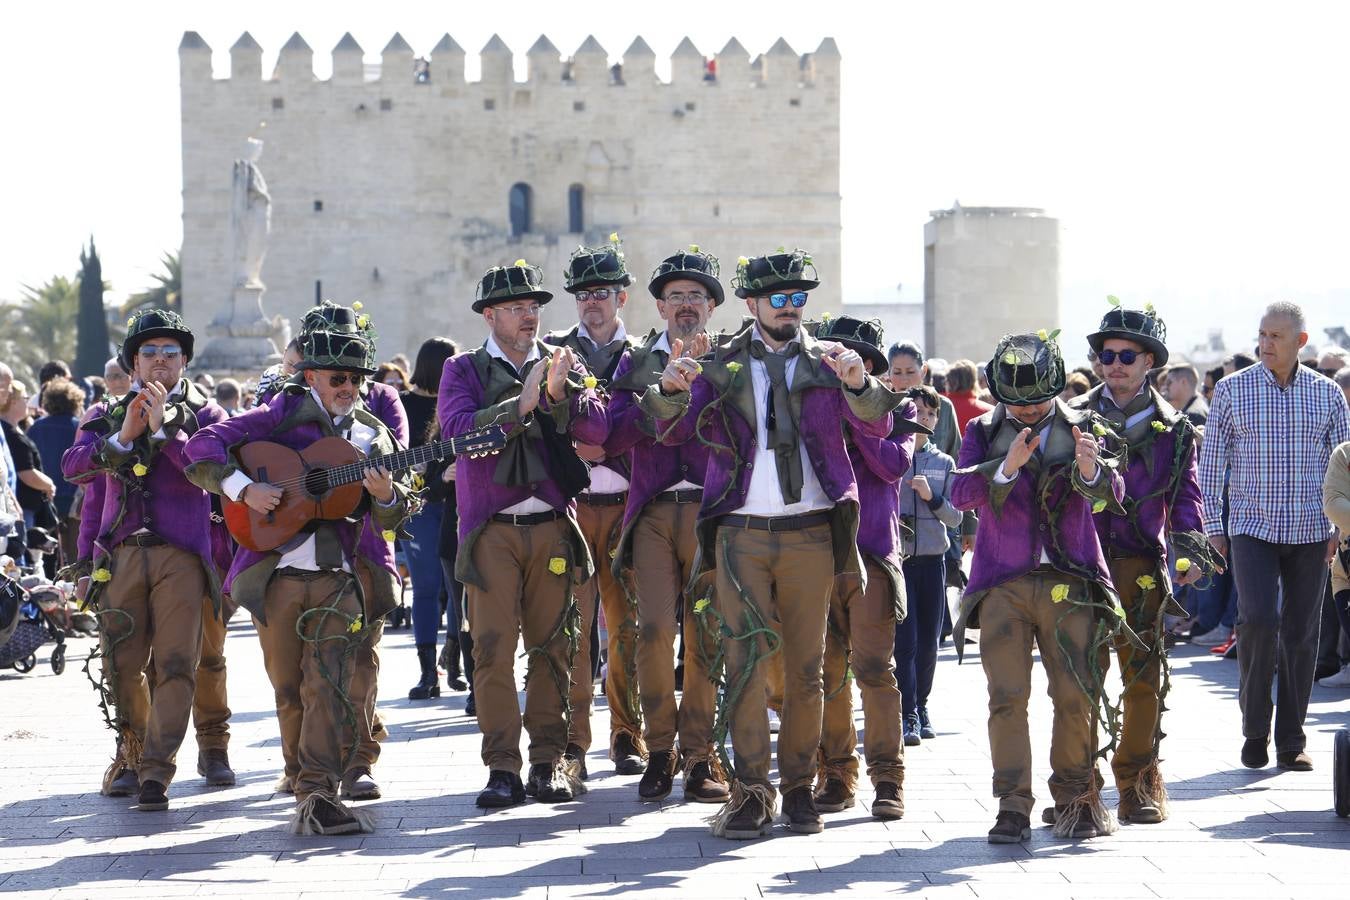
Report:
662,292,709,306
137,345,183,360
766,292,809,309
328,373,366,388
498,303,541,318
1097,348,1140,366
575,289,616,302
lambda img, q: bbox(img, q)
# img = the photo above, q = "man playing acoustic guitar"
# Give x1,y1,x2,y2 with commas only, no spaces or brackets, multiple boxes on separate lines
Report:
185,302,413,835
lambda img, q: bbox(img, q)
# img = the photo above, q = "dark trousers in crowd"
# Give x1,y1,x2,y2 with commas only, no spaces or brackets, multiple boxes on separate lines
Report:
896,554,946,717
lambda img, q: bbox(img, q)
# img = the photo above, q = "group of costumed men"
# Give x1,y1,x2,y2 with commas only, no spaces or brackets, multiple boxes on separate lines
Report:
62,231,1219,843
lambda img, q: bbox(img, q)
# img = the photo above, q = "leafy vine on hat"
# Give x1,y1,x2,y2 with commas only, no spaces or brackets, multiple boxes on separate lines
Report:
1087,296,1170,367
732,248,820,298
120,308,195,372
648,243,725,306
565,232,632,293
473,259,554,313
986,330,1066,406
295,300,378,374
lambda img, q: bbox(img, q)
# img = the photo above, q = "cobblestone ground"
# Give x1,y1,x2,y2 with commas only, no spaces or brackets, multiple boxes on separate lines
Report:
1,615,1348,899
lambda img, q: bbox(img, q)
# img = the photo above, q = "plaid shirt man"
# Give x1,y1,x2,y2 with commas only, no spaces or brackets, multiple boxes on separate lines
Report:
1199,362,1349,544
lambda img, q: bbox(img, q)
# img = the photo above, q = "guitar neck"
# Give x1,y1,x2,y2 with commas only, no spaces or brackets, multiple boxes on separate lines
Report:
326,438,460,488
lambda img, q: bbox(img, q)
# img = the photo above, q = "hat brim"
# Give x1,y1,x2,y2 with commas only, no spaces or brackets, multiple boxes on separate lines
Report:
648,270,725,306
565,275,633,294
121,327,194,372
825,336,888,376
473,290,554,314
1087,330,1169,368
294,359,377,376
985,357,1066,406
735,278,820,299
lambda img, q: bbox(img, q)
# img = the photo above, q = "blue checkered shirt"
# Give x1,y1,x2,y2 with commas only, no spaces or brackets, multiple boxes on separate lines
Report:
1199,362,1350,544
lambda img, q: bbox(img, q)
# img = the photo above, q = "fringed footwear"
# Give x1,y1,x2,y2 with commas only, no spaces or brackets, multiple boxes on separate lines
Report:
1052,788,1118,839
289,792,373,835
812,756,858,813
709,781,777,839
101,732,142,796
274,773,296,794
682,754,731,804
638,749,677,801
610,730,647,776
1119,762,1167,824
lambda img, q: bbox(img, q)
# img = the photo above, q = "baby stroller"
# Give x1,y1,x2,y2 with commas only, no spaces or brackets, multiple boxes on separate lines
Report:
0,574,68,675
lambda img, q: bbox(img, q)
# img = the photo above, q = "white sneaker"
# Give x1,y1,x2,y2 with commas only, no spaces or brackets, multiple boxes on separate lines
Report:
1190,625,1231,646
1317,663,1350,688
767,709,782,733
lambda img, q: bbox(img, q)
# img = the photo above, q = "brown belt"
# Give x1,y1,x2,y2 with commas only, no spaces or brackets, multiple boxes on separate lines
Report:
578,491,627,507
491,508,565,526
718,511,831,533
118,533,166,548
654,489,703,504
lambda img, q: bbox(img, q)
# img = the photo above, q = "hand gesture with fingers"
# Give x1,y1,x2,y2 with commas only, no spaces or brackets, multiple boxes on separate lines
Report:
546,347,575,402
821,344,866,390
1071,425,1099,480
517,356,548,417
1002,428,1039,478
118,393,151,444
659,338,702,395
686,331,711,360
362,465,395,504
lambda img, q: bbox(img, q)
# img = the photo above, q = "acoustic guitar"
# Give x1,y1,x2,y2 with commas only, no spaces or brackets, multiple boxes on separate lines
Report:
222,424,506,552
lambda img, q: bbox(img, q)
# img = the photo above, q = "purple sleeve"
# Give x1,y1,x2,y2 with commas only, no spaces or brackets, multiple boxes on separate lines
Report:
76,475,105,560
1169,435,1205,535
850,403,916,484
950,420,994,511
184,399,288,466
602,353,650,456
60,403,111,485
369,383,410,446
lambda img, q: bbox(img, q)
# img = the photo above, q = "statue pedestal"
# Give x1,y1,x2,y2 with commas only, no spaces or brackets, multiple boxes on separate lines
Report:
195,285,289,375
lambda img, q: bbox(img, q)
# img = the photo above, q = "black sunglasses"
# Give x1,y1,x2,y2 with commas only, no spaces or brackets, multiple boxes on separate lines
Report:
767,291,809,309
1097,348,1141,366
328,373,366,388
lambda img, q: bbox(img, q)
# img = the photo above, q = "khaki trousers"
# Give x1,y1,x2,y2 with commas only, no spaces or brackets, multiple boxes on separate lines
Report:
820,558,904,787
192,596,231,751
570,498,643,757
256,570,363,800
632,500,716,760
467,518,578,773
978,570,1099,816
100,543,207,787
1105,555,1164,792
714,522,834,795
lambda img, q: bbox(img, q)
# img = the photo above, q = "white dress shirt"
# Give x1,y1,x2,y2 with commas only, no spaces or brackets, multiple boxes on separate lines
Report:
577,321,631,495
654,330,700,491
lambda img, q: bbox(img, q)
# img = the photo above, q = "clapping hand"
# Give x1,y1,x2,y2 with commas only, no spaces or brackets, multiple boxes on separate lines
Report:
1071,425,1099,480
659,339,703,394
546,347,576,402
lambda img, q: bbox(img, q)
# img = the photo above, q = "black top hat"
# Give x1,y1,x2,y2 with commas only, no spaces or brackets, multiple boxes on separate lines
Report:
813,314,888,374
120,308,194,372
565,234,633,293
295,301,377,374
986,332,1066,406
648,245,725,306
473,260,554,314
1087,301,1169,367
733,248,821,299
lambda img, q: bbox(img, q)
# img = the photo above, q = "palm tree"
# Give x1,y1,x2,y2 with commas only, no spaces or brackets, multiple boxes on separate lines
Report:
123,250,181,315
0,276,81,381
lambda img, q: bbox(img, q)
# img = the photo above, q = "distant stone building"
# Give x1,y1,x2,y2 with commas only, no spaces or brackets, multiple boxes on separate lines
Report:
178,31,841,362
923,205,1059,363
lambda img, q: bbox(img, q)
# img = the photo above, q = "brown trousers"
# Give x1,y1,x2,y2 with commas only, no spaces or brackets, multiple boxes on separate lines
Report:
570,498,643,757
192,597,230,751
820,558,904,787
1105,555,1164,792
715,522,834,795
100,543,207,787
255,570,365,800
348,616,386,771
978,571,1098,816
631,500,716,760
467,518,578,773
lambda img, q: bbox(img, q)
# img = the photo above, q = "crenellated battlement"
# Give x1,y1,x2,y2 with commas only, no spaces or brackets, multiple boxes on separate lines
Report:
178,31,839,92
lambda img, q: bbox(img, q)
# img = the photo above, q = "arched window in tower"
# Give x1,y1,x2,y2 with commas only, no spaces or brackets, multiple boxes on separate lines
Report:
509,183,532,236
568,184,584,234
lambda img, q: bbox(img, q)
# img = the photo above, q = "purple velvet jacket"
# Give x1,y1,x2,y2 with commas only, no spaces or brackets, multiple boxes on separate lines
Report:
639,327,899,586
182,385,412,623
61,379,228,610
851,403,918,564
951,400,1125,624
437,341,609,589
1070,385,1205,561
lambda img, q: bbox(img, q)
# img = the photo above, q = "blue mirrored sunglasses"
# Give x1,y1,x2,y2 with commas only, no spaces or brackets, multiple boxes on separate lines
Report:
767,291,809,309
1097,348,1139,366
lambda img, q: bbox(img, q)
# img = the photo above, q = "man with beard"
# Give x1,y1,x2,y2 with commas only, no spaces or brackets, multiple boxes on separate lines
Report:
439,261,609,808
62,309,228,812
642,249,898,839
545,235,645,778
184,303,412,835
603,246,730,803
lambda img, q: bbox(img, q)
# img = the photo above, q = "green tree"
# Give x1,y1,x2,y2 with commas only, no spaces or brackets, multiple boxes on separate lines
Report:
77,237,111,377
0,275,81,383
123,250,181,315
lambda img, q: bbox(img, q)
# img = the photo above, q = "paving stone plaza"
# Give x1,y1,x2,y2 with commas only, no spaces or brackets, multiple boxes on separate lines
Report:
1,619,1347,899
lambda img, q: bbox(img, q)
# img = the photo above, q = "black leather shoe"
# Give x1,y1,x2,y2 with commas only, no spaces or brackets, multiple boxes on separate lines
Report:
341,767,381,800
721,790,772,839
105,768,138,797
476,770,525,808
197,749,236,786
1241,737,1269,768
917,707,936,740
684,760,731,803
813,777,855,813
464,692,476,717
988,810,1031,843
612,732,646,775
781,785,823,834
137,780,169,811
638,750,675,801
536,762,576,803
525,762,548,798
566,743,589,781
871,781,904,820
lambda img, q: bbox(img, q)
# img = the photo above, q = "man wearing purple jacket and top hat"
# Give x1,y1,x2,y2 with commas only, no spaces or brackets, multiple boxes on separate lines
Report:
438,260,609,810
184,302,412,836
62,308,228,813
642,248,900,839
951,330,1130,844
603,245,732,805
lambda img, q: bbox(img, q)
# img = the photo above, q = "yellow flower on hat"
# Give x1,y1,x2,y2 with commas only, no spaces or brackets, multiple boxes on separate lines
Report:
1144,301,1155,314
609,232,620,243
381,529,397,542
694,597,710,613
1050,584,1070,604
1002,351,1018,365
351,301,363,311
357,315,370,328
548,557,567,576
1037,328,1049,341
1092,499,1108,514
126,317,136,328
132,463,149,477
348,615,363,634
737,256,749,267
1151,420,1166,432
1136,574,1157,592
583,375,598,390
821,312,832,322
514,259,527,267
1175,557,1192,573
688,244,700,253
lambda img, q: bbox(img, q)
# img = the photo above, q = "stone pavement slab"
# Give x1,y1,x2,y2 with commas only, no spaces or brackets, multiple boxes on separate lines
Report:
1,616,1347,898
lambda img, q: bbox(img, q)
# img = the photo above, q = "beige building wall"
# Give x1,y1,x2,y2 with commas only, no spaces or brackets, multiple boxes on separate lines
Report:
923,206,1059,363
179,32,841,364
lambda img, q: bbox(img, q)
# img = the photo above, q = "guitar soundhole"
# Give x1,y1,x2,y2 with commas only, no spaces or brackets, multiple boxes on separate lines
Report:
303,467,332,498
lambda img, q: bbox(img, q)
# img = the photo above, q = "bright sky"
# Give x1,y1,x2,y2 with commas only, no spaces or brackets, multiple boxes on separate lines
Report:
3,0,1348,361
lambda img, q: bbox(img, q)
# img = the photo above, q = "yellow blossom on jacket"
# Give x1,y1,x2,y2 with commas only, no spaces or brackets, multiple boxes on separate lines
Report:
348,615,363,634
694,597,710,613
1175,558,1192,573
1151,420,1166,432
1092,499,1108,514
1050,583,1070,604
381,529,397,542
548,557,568,576
582,375,598,390
726,361,742,374
1092,422,1107,437
1136,574,1157,591
132,463,149,477
92,568,112,583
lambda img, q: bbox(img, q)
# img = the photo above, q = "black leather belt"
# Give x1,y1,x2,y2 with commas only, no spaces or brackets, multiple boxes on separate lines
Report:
275,566,346,580
655,489,703,504
719,511,831,533
119,533,166,548
578,491,627,507
492,508,565,526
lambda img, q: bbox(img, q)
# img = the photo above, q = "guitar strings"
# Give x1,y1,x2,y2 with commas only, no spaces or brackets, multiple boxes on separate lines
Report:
242,436,492,493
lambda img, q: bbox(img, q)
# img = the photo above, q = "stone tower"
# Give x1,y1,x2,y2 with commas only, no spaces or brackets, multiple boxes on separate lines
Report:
178,32,842,366
922,205,1060,362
